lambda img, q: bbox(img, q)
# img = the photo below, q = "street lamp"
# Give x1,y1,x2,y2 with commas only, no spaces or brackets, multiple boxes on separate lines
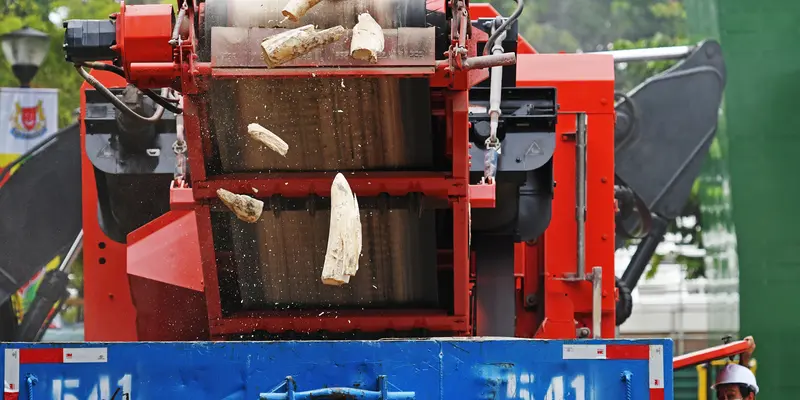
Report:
0,27,51,88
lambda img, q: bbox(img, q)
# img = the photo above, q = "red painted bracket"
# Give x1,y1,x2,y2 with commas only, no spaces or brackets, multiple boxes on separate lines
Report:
673,340,751,370
469,182,496,208
170,181,195,210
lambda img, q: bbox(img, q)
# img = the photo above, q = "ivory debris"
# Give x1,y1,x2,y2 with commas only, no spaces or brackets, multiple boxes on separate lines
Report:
321,173,363,286
217,188,264,223
350,13,384,63
247,123,289,156
261,24,345,68
281,0,323,23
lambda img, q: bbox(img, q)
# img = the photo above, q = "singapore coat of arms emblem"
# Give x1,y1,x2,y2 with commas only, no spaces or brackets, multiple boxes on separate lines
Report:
10,100,47,139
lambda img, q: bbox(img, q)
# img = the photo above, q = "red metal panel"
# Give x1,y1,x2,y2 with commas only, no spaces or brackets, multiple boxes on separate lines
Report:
211,67,435,79
80,70,138,342
672,340,751,370
193,173,466,199
116,4,175,83
517,54,617,339
128,276,210,340
195,206,224,325
468,183,496,208
513,241,542,338
450,89,471,321
182,97,208,182
127,210,204,292
516,54,616,87
212,314,469,336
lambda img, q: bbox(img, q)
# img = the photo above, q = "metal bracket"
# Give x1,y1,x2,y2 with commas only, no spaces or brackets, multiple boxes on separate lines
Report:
260,375,415,400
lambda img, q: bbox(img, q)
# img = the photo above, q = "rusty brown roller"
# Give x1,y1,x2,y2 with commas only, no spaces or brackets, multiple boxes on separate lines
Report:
226,208,439,310
202,0,439,315
209,77,433,173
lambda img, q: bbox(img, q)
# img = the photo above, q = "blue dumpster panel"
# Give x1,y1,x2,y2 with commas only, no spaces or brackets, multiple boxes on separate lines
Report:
2,338,673,400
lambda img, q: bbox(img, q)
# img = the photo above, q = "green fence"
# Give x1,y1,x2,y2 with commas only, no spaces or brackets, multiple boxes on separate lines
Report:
675,367,700,400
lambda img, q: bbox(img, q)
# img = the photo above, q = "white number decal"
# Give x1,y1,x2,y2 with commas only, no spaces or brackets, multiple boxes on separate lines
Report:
543,374,586,400
545,376,564,400
571,375,586,400
50,374,132,400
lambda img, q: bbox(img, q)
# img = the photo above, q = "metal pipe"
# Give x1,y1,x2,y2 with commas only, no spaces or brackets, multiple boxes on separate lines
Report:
621,216,669,289
58,230,84,273
487,28,506,152
575,113,587,278
592,266,602,338
458,53,517,71
593,45,694,63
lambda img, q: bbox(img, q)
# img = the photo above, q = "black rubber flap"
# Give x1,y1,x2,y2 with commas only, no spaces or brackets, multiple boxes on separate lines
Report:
0,123,82,303
614,40,726,219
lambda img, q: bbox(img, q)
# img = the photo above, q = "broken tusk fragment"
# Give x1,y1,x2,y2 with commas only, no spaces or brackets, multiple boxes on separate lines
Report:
350,13,384,63
261,24,345,68
217,189,264,223
247,123,289,156
281,0,323,23
321,173,363,286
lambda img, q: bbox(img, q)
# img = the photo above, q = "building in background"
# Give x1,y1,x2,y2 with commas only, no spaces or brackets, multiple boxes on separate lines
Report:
616,240,739,356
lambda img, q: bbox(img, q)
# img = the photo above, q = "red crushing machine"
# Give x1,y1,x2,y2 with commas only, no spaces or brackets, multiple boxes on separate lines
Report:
54,0,739,353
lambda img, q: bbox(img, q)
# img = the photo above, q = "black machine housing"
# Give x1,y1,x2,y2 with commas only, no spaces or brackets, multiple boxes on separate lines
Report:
84,87,179,242
468,17,558,243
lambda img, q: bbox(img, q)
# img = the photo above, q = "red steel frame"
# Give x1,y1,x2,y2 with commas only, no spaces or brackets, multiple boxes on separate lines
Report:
673,340,752,370
513,53,617,339
85,0,503,339
78,0,620,341
185,1,481,337
79,70,138,341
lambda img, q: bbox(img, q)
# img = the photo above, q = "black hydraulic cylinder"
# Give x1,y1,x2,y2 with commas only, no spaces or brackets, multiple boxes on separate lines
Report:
0,298,18,341
621,215,670,290
16,269,70,342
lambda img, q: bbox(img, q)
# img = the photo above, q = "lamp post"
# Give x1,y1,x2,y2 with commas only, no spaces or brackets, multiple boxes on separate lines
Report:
0,27,51,88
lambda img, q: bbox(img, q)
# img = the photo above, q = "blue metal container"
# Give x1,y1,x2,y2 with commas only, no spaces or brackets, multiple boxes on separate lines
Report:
2,338,672,400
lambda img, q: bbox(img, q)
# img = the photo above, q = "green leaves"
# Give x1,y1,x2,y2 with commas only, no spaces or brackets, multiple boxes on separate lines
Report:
0,0,121,127
472,0,687,53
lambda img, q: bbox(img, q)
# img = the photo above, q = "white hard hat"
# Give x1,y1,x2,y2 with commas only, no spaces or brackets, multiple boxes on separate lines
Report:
713,364,759,394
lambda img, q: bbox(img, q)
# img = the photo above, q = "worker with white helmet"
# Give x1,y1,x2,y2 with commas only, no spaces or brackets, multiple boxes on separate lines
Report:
713,336,758,399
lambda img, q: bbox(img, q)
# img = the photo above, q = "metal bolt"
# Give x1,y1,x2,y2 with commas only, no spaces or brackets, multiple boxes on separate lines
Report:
525,294,537,307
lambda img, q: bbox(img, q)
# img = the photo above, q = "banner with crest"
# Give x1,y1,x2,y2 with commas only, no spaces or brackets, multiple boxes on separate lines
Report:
0,87,58,167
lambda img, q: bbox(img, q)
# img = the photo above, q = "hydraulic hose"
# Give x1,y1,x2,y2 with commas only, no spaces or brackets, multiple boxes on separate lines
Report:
74,64,179,122
483,0,525,56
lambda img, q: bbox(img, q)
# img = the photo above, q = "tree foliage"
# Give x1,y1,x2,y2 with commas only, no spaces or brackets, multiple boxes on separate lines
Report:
0,0,120,127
